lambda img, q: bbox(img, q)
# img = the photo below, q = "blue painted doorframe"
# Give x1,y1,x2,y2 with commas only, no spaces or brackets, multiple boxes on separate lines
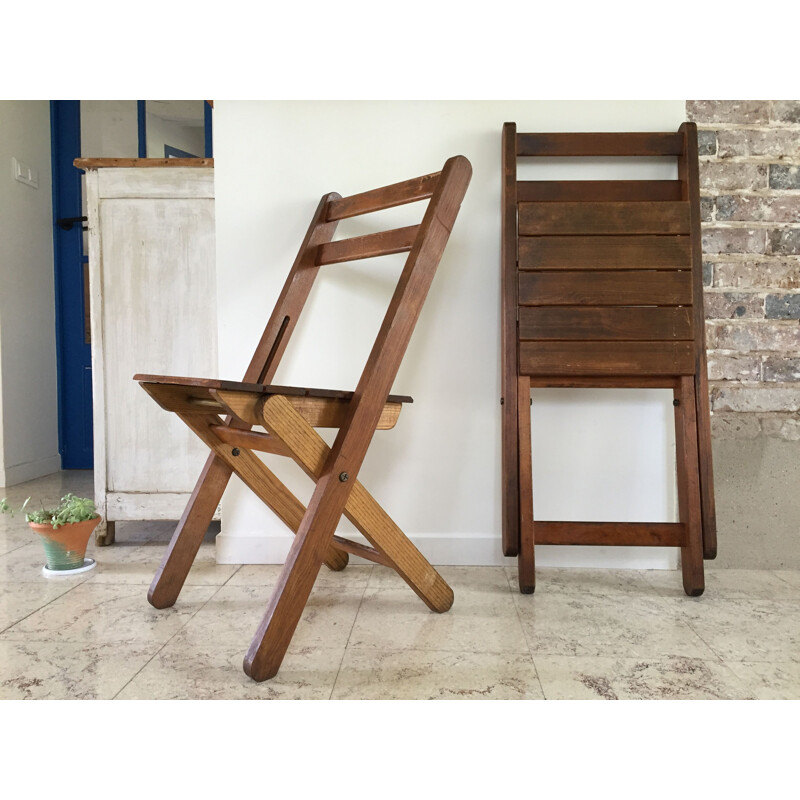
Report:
50,100,93,469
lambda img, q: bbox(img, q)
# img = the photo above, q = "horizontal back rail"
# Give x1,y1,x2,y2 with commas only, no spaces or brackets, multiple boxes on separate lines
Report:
516,132,685,157
517,180,684,203
316,225,419,266
325,171,440,221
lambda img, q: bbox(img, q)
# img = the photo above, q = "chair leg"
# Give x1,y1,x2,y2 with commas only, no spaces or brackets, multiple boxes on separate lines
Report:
502,374,520,557
694,368,717,560
517,377,535,593
675,376,704,597
260,394,453,613
153,412,348,608
244,470,355,681
149,453,232,609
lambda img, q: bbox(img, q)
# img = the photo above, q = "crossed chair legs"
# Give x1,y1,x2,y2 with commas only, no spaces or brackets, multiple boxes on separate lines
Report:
147,392,453,682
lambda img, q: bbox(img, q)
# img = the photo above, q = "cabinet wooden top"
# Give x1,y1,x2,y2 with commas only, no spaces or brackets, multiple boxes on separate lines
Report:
74,158,213,169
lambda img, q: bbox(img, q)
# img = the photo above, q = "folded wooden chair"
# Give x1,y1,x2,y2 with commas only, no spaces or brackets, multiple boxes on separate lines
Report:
136,155,472,681
501,123,716,597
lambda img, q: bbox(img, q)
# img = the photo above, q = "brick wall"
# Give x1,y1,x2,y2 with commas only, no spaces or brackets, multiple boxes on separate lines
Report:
688,100,800,441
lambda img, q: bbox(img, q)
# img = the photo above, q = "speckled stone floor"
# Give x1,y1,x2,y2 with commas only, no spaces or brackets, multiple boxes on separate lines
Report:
1,471,798,700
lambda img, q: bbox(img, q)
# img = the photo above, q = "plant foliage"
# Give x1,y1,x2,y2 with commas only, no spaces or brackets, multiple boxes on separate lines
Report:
0,493,98,529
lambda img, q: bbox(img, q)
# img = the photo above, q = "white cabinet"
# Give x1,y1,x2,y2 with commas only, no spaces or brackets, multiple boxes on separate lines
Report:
80,162,217,543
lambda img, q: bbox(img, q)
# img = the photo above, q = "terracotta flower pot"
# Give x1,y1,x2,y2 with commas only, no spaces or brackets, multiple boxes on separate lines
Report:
29,517,101,571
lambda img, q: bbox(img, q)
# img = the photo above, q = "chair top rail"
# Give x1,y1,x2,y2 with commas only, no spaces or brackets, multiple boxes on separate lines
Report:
325,171,441,221
515,132,685,158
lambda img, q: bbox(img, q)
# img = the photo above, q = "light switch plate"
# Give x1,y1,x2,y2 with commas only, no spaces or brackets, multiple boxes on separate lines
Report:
12,157,38,188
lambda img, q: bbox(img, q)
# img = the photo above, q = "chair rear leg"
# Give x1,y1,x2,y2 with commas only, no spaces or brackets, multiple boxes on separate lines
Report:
517,377,535,593
675,376,704,597
148,453,232,609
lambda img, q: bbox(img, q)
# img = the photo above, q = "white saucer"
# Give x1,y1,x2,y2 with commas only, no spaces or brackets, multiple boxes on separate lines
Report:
42,557,96,577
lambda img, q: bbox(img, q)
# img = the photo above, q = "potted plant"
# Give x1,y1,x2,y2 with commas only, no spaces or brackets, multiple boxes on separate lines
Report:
0,493,101,575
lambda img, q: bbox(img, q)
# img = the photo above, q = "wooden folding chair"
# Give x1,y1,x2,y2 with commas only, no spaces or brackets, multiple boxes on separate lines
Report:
501,123,716,596
135,155,471,681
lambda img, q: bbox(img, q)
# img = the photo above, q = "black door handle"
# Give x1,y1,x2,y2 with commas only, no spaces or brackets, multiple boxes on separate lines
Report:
57,216,88,231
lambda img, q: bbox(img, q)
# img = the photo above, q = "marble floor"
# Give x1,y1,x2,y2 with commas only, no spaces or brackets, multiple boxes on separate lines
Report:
1,472,798,700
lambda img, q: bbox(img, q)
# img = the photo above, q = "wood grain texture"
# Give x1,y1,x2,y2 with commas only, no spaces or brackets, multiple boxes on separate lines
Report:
519,306,693,341
243,156,471,681
501,122,521,557
517,377,535,593
326,171,440,221
520,340,695,376
259,394,453,609
519,201,690,236
75,158,213,169
316,225,420,265
517,180,683,203
518,270,694,306
534,522,686,547
680,121,717,560
675,376,705,595
519,235,692,270
516,132,684,157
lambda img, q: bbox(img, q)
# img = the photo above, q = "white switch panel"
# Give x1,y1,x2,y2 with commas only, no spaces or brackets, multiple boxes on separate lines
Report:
12,157,39,189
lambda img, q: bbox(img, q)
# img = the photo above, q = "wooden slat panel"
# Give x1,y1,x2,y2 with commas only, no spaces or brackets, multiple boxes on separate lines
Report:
519,306,694,341
519,202,690,236
516,132,684,157
316,225,419,265
517,180,683,203
326,172,439,221
534,521,686,547
519,235,692,269
520,341,695,376
518,270,694,306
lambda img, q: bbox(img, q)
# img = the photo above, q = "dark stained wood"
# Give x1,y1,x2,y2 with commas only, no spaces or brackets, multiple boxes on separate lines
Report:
517,377,535,593
519,306,693,342
516,132,685,157
675,376,704,595
529,376,680,389
316,225,419,265
505,125,710,596
326,171,440,221
501,122,520,557
519,201,690,236
520,340,695,377
141,155,470,682
518,270,694,307
680,121,717,560
517,180,683,203
519,235,692,270
135,374,413,405
534,521,686,547
244,155,472,681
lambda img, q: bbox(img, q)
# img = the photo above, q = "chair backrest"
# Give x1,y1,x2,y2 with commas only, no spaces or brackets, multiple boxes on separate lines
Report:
242,155,472,431
503,124,705,379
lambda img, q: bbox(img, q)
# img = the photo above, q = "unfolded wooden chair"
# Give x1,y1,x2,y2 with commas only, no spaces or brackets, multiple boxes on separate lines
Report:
501,123,716,597
136,155,472,681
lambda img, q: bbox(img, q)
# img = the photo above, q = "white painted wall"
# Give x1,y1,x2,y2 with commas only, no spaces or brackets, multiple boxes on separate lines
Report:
145,112,205,158
0,101,60,486
213,100,685,568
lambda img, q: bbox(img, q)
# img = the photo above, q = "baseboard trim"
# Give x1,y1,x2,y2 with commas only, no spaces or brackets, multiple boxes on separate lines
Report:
215,531,677,569
0,455,61,488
